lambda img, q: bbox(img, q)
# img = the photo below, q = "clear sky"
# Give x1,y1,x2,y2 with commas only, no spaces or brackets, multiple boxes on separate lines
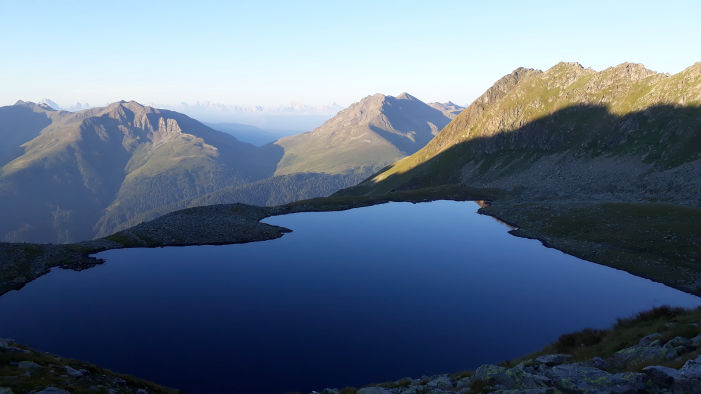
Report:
1,0,699,109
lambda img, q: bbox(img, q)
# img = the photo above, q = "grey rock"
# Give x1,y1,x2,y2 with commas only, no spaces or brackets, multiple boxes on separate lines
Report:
591,356,608,370
638,332,661,346
17,361,42,371
136,389,148,394
544,363,648,392
473,363,508,383
455,377,471,388
643,365,684,384
680,354,701,379
427,375,453,389
65,365,83,377
0,387,14,394
644,365,698,392
36,388,70,394
357,388,393,394
691,332,701,346
534,354,573,366
491,389,555,394
0,339,30,354
610,343,677,368
664,336,693,350
319,389,340,394
473,362,550,390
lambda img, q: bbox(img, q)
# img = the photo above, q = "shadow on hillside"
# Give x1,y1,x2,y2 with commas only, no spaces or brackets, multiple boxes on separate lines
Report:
352,104,701,196
0,105,52,166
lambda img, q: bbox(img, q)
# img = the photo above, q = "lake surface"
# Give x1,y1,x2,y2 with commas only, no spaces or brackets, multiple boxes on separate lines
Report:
1,201,699,393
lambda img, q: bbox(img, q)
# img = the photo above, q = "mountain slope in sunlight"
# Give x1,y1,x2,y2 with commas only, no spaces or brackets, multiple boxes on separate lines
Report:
342,62,701,204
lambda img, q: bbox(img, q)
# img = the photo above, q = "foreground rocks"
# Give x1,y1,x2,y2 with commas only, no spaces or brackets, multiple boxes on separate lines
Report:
0,338,178,394
315,333,701,393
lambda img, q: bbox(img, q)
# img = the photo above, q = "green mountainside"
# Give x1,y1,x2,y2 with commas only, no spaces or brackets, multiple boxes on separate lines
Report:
343,62,701,202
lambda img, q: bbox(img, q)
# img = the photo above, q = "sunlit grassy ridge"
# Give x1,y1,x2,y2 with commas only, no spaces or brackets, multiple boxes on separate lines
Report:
368,62,701,185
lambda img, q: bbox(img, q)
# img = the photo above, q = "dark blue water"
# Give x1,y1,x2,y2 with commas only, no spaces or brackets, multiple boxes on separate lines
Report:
1,201,699,393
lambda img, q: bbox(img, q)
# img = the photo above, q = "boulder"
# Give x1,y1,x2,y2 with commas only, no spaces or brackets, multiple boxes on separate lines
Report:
534,354,573,366
610,342,677,368
638,333,661,346
17,361,42,371
643,365,697,392
680,354,701,379
544,363,648,392
690,332,701,346
36,388,70,394
591,356,608,370
473,364,508,383
426,375,453,390
65,365,83,377
357,387,393,394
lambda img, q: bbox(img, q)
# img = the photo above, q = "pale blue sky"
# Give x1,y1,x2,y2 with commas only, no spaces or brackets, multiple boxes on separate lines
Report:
1,0,699,109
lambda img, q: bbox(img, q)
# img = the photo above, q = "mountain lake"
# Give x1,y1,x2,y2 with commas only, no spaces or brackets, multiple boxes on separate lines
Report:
1,200,699,393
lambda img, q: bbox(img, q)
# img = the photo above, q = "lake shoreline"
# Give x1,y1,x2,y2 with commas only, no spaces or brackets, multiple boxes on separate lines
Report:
2,185,699,297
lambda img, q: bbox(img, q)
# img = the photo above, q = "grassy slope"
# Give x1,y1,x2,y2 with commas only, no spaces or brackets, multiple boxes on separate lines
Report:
480,199,701,296
367,62,701,186
1,339,178,393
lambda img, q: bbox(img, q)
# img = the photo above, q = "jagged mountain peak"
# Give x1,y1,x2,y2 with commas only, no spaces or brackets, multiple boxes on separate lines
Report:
605,62,659,80
547,61,585,72
358,61,701,193
396,92,419,101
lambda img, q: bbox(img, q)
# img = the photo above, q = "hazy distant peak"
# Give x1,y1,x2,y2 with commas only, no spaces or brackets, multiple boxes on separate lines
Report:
396,92,419,101
12,100,56,112
39,98,60,110
428,101,465,119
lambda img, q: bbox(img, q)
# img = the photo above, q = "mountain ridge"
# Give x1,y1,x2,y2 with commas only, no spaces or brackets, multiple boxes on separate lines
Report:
0,92,452,242
345,61,700,203
274,92,452,176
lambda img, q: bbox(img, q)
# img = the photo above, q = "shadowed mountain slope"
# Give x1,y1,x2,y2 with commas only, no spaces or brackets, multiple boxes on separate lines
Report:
0,101,282,242
341,62,701,203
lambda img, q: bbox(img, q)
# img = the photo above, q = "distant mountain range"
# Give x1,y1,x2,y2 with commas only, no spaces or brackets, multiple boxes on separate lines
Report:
0,93,452,242
345,62,701,204
205,122,301,146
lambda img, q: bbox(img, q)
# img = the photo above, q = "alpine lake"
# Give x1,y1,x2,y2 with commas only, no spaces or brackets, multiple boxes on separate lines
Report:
1,201,699,393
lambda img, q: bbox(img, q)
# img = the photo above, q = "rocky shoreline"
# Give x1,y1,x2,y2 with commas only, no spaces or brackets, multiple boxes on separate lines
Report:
1,186,700,298
314,307,701,393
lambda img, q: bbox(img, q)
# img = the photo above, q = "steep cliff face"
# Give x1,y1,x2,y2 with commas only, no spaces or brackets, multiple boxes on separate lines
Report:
346,62,701,204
